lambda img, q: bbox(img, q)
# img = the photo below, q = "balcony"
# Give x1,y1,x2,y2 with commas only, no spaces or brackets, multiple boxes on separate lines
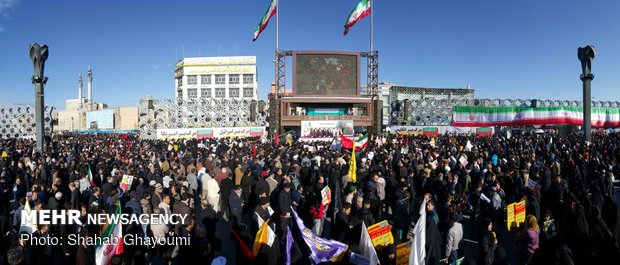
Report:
280,114,372,126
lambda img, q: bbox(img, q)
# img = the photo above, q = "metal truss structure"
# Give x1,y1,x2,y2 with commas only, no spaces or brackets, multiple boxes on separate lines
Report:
275,50,291,96
0,105,54,139
270,50,291,134
137,96,268,139
391,98,620,126
362,51,379,97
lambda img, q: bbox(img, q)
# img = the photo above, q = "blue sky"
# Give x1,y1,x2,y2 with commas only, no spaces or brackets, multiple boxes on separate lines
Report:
0,0,619,110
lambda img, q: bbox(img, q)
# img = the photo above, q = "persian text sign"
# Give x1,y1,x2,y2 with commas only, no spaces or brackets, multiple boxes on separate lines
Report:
396,241,412,265
157,127,265,140
507,198,527,231
367,220,394,247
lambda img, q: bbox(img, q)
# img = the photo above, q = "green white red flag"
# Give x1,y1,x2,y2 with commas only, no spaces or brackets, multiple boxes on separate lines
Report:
340,134,368,150
452,106,620,127
344,0,371,35
95,204,124,265
253,0,277,41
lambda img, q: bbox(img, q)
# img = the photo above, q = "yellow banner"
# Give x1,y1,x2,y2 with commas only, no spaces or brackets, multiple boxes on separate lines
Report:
396,241,412,265
507,198,527,231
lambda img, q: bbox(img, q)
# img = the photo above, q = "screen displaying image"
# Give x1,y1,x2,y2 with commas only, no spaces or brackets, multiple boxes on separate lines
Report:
294,53,358,96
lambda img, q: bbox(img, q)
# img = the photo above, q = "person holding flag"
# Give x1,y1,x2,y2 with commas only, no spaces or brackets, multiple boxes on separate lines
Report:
95,203,124,265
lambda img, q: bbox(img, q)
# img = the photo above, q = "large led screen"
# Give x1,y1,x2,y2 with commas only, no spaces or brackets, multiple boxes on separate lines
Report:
294,52,359,96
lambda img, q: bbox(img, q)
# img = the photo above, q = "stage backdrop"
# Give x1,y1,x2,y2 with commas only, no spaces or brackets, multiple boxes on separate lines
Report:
301,120,354,139
453,106,620,127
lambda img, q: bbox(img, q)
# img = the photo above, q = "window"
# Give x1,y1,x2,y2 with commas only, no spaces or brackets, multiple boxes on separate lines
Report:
176,78,182,87
243,87,254,98
243,74,254,84
229,74,240,84
177,89,183,98
201,88,212,98
215,88,225,98
229,87,240,98
201,75,211,85
187,88,198,99
187,75,197,85
215,74,225,84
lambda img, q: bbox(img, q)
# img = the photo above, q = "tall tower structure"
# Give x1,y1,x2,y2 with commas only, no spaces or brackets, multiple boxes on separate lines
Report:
78,74,83,106
87,65,93,103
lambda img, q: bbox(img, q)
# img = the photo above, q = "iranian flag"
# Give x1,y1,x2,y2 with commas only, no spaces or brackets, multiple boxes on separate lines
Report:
250,127,264,137
340,134,368,150
453,106,620,127
95,204,124,265
344,0,371,36
253,0,277,41
197,129,214,139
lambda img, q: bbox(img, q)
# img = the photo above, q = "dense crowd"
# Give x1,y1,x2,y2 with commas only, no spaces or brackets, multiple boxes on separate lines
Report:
1,131,620,265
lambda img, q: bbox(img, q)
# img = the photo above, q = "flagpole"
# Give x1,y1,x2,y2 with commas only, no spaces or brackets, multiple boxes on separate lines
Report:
276,0,279,51
370,0,373,53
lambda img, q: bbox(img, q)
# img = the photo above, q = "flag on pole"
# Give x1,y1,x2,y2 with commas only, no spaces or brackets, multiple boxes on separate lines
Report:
88,164,94,186
348,142,357,183
19,199,37,234
274,129,279,146
95,204,124,265
340,134,368,150
252,220,276,256
290,208,348,263
253,0,277,41
409,197,427,265
285,228,294,265
232,229,255,261
359,222,379,265
344,0,371,35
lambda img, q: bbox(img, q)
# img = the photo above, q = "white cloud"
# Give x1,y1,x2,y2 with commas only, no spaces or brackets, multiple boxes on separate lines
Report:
152,65,160,69
0,0,19,18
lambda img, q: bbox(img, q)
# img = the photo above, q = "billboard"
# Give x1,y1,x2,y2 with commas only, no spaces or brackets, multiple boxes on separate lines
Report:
300,120,354,139
293,51,360,96
86,109,115,129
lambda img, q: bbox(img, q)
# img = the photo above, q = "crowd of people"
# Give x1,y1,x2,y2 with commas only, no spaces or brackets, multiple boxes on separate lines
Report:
0,131,619,265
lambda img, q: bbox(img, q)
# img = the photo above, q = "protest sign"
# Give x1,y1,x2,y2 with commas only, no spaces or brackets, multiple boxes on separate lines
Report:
367,220,394,247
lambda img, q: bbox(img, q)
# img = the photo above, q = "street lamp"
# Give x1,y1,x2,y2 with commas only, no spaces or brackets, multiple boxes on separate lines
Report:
71,117,74,131
578,45,595,142
29,43,49,152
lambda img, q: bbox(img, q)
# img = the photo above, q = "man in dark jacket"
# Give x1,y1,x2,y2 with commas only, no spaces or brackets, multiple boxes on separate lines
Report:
172,192,193,234
333,202,352,242
278,182,292,239
228,186,243,224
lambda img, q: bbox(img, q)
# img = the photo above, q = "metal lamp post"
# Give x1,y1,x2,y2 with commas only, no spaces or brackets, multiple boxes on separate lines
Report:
29,43,49,152
578,45,595,142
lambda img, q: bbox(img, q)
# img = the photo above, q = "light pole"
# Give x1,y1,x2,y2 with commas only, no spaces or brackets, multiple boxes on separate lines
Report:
578,45,595,142
71,117,74,131
29,43,49,152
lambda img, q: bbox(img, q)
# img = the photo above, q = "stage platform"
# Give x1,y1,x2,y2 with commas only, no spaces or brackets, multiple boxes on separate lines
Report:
279,96,374,127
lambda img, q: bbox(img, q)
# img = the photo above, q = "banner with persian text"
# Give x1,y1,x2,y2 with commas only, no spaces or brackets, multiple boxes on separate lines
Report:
156,127,265,140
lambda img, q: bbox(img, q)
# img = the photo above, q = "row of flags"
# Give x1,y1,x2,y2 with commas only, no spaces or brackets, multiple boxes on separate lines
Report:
253,0,372,41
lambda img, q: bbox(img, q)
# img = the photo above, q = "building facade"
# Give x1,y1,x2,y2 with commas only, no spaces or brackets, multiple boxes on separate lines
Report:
363,82,475,126
175,56,258,100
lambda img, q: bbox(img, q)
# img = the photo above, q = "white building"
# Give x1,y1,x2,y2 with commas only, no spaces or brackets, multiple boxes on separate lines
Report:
175,56,258,100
